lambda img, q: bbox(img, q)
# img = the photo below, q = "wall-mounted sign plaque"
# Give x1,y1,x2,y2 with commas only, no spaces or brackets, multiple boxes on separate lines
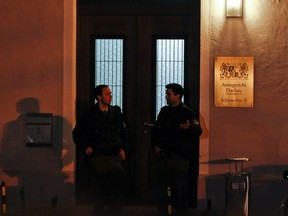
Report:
214,57,254,107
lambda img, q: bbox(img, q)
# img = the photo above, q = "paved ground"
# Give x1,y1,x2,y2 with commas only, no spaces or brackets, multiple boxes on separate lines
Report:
4,205,225,216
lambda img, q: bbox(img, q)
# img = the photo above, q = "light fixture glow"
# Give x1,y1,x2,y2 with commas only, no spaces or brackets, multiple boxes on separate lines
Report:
226,0,243,17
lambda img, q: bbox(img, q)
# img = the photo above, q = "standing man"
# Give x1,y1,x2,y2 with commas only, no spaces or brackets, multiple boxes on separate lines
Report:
152,83,202,216
72,84,128,215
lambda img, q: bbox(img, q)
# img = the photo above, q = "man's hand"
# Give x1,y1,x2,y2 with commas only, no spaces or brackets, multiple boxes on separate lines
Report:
85,146,93,156
119,149,126,160
154,145,161,157
179,120,190,130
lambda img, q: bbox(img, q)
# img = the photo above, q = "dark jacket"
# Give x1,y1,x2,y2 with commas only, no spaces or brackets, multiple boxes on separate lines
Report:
72,104,128,156
152,103,202,160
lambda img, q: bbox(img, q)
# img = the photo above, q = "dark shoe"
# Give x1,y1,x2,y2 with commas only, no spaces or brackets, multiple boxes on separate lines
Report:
107,205,123,216
94,204,108,216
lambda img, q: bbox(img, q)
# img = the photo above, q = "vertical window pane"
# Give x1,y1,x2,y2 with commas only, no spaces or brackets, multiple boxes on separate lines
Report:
95,39,123,108
156,39,185,116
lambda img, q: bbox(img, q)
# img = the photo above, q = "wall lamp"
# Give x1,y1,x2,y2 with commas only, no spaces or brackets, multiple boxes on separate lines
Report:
226,0,243,17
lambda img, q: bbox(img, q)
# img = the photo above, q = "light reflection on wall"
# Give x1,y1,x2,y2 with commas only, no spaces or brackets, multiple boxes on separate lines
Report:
212,0,225,17
244,0,262,24
210,0,226,28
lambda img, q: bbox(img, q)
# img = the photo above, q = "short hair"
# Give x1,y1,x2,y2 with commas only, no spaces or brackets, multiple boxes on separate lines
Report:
166,83,184,99
94,84,109,101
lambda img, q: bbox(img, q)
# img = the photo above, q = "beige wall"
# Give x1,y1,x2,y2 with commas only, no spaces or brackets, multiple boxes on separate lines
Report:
0,0,76,210
200,0,288,174
200,0,288,213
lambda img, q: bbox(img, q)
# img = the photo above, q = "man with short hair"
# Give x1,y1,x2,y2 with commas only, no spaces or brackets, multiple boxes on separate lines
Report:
73,84,128,215
152,83,202,216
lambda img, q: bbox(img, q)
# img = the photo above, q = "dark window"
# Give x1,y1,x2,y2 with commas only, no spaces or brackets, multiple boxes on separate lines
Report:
94,39,124,108
156,39,185,115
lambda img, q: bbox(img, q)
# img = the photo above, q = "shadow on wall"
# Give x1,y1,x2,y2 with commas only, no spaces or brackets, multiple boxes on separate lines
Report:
0,97,74,212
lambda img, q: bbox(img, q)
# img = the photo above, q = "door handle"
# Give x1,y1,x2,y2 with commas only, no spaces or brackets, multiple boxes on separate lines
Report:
143,122,155,134
143,122,155,127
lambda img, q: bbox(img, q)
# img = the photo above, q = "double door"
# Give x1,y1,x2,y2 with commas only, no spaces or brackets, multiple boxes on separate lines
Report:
77,13,200,202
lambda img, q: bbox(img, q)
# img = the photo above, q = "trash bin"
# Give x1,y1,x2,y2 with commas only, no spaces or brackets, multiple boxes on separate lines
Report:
225,157,250,216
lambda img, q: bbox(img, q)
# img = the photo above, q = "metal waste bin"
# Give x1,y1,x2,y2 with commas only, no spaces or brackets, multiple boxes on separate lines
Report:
225,157,250,216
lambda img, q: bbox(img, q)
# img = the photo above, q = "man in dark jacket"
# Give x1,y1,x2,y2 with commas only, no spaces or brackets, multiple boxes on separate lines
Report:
152,83,202,216
72,84,128,215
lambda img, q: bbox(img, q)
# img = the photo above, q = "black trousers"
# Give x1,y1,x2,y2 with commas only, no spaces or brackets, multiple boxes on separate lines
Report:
156,156,190,216
88,155,128,208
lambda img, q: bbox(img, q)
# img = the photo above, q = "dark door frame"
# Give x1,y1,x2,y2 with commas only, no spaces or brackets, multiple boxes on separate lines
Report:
76,1,201,205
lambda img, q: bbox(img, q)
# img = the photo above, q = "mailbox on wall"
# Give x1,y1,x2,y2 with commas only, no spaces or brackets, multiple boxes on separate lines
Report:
25,113,53,147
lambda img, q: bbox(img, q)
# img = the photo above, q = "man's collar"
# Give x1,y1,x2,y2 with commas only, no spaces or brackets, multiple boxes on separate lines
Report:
96,102,109,112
